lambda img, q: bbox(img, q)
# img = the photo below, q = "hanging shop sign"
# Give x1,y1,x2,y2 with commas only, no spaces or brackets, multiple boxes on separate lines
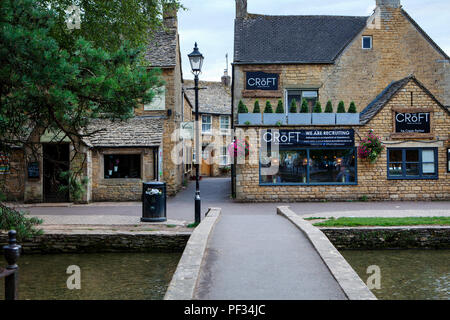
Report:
395,112,431,134
262,129,354,147
246,71,279,91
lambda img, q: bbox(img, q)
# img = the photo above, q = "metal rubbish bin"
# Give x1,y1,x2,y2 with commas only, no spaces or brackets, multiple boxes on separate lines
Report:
141,182,167,222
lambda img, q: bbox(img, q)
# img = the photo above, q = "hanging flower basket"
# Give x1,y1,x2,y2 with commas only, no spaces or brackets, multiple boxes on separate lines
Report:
228,139,250,158
358,130,384,163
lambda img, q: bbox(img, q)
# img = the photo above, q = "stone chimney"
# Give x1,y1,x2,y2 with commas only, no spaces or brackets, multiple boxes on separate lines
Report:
221,69,231,87
163,2,178,28
376,0,401,8
236,0,247,18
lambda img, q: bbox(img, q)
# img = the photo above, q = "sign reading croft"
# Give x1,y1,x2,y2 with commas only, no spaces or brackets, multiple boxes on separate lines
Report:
262,129,354,147
395,112,431,133
246,71,279,91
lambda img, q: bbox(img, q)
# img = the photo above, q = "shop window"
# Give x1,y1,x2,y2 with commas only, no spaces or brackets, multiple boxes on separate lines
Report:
202,115,212,134
220,116,230,135
260,148,356,185
362,36,372,49
387,148,438,179
104,154,141,179
0,153,10,174
286,90,318,113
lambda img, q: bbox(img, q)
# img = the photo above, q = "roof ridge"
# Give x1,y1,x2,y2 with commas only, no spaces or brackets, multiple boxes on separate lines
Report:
245,13,369,19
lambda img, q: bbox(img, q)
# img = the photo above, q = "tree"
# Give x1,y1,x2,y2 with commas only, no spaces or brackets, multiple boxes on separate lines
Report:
337,101,346,113
276,100,284,114
300,99,309,113
253,100,260,113
36,0,184,52
264,101,273,113
289,99,297,113
348,101,357,113
313,101,322,113
325,100,333,113
238,100,248,113
0,0,164,201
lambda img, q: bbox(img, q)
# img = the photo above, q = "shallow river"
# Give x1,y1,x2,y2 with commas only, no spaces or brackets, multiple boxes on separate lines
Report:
341,250,450,300
0,252,181,300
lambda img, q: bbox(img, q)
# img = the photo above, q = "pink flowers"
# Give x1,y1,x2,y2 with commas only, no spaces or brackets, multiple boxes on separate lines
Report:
228,139,250,158
358,130,384,163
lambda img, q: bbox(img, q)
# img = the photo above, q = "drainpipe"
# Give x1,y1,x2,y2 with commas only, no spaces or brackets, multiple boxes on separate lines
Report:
231,63,236,198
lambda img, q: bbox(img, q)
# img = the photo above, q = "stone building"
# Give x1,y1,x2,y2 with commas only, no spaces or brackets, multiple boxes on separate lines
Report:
184,73,232,177
1,6,192,202
232,0,449,201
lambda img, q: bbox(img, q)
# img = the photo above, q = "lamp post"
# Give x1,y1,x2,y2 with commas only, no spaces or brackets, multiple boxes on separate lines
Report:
188,43,204,224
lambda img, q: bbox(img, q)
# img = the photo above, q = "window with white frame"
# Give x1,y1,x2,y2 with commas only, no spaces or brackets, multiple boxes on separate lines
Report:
285,89,318,113
202,115,212,134
220,116,230,134
220,147,230,165
362,36,372,49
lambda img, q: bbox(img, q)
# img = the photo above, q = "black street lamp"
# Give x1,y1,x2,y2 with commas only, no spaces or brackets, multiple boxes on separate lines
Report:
188,43,204,224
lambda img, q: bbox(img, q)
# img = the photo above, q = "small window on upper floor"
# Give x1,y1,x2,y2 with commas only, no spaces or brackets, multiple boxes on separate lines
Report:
362,36,372,50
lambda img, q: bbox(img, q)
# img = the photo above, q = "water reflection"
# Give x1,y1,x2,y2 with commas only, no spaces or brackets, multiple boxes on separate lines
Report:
0,253,181,300
341,250,450,300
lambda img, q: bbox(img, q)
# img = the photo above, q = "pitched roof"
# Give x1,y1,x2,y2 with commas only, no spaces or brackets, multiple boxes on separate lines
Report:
84,117,163,148
360,75,449,124
145,23,178,68
234,14,368,64
184,80,231,115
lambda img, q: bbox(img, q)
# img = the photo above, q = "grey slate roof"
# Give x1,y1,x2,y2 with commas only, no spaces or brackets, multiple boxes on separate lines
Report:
184,80,231,115
234,14,368,64
360,75,449,124
145,24,178,68
84,117,163,148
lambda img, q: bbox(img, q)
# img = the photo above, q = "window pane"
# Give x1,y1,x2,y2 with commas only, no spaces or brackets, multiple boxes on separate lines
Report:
261,150,308,184
389,163,403,176
422,150,434,162
405,163,419,176
287,91,302,109
104,154,141,179
422,163,435,175
309,149,356,183
363,37,372,49
302,91,318,98
389,150,403,162
406,150,419,162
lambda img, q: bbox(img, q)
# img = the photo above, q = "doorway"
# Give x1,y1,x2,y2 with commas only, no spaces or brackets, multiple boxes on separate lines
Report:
43,144,70,202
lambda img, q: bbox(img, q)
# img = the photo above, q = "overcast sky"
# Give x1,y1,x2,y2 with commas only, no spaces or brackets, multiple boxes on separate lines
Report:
178,0,450,81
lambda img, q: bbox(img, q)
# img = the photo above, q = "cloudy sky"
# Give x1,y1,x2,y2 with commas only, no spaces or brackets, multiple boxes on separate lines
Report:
178,0,450,81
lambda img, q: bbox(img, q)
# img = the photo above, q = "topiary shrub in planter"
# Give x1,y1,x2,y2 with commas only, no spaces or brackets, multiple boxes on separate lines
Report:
253,100,261,113
238,100,261,125
264,100,286,125
325,100,333,113
312,101,335,125
336,101,359,124
288,98,311,125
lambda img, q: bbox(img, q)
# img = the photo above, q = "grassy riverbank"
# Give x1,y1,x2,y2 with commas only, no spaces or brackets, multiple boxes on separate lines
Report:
309,216,450,227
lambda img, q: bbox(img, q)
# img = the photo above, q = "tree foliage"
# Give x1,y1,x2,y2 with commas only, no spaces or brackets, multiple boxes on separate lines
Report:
264,101,273,113
275,100,284,114
253,100,260,113
325,100,333,113
289,99,297,113
238,100,248,113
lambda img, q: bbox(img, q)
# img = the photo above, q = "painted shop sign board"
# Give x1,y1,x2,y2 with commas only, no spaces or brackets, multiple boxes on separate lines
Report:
395,112,431,133
27,162,40,179
262,129,355,147
246,71,279,91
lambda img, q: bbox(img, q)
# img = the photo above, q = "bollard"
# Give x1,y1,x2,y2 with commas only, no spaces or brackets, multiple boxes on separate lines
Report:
3,230,21,300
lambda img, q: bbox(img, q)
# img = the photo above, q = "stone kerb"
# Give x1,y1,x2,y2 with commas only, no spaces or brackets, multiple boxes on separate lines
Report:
164,208,222,300
277,206,377,300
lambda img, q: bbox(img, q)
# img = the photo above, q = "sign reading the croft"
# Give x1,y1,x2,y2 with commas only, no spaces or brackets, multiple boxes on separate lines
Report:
262,130,354,147
395,112,430,133
246,72,279,91
27,162,40,179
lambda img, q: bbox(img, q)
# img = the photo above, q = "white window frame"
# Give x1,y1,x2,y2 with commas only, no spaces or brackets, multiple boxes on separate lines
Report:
220,147,230,166
362,36,372,50
220,116,231,135
202,115,212,134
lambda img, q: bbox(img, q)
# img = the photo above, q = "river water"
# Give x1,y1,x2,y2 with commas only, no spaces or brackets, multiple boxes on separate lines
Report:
0,252,181,300
341,250,450,300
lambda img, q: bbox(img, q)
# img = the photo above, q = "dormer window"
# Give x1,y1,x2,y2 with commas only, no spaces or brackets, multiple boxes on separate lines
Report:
362,36,373,49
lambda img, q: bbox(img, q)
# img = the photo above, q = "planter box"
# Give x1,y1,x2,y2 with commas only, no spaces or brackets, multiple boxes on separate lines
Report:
336,113,360,125
312,113,336,125
263,113,287,125
238,113,262,125
287,113,311,125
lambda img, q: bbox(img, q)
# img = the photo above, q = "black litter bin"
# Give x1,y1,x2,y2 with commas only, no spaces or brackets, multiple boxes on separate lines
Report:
141,182,167,222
